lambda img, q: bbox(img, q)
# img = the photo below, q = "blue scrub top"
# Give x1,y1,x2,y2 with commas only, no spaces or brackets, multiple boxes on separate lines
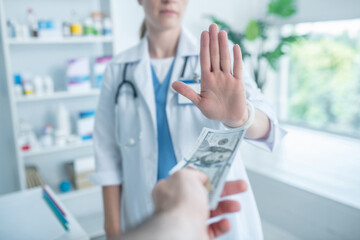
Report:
151,60,178,180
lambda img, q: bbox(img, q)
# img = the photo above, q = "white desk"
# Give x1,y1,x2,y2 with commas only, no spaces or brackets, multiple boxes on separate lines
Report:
0,186,89,240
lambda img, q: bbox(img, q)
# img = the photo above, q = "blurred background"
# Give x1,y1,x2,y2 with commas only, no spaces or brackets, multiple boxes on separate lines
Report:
0,0,359,239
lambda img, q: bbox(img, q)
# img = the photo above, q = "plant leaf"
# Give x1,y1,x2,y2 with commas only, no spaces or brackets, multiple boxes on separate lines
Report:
245,20,261,41
262,46,285,70
208,16,251,59
207,15,231,31
268,0,297,18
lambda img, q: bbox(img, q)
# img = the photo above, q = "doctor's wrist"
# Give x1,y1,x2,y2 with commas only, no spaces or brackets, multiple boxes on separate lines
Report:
223,108,250,128
223,101,255,129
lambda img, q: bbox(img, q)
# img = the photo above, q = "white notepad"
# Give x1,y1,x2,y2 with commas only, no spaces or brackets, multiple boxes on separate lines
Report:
0,186,88,240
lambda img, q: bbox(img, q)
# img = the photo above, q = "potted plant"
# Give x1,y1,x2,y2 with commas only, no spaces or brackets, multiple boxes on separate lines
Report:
210,0,303,90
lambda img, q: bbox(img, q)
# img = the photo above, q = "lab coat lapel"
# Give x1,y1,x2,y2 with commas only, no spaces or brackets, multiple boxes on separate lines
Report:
166,28,200,163
168,27,200,91
133,38,157,137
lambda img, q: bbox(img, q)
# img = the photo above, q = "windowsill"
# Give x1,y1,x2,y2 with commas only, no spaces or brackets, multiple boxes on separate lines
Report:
241,125,360,210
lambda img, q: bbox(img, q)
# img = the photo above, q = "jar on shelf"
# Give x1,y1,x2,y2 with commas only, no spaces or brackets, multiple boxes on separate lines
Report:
70,11,83,36
83,17,94,36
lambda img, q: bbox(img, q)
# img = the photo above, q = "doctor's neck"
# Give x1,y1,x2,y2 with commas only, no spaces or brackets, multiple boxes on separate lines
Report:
147,25,181,59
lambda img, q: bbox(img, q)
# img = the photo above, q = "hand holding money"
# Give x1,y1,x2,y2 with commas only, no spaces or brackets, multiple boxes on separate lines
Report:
151,168,247,240
170,127,246,209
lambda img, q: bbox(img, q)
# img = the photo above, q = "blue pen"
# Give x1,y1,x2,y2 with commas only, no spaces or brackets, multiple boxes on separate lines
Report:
42,191,69,231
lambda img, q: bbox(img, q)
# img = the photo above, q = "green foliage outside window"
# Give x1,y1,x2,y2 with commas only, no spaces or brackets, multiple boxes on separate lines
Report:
288,33,360,137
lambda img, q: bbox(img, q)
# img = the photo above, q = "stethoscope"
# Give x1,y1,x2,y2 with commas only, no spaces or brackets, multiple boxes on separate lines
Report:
114,56,199,147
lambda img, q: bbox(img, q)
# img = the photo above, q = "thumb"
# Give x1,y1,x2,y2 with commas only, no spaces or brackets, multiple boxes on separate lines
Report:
172,81,201,106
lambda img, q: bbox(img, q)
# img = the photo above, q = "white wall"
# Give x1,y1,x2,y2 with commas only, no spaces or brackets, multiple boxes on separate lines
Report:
115,0,360,53
116,0,261,52
248,170,360,240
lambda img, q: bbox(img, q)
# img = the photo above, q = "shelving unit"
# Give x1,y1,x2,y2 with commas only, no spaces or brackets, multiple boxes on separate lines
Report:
0,0,121,238
7,36,114,45
15,89,100,103
22,141,93,160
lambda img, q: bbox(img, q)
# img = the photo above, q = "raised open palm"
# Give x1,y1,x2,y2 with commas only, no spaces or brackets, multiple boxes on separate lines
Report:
172,24,248,127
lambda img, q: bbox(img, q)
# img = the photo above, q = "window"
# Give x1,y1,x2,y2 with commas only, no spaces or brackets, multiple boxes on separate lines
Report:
280,19,360,138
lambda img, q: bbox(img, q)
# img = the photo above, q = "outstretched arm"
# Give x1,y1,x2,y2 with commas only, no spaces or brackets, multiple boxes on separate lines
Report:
115,169,247,240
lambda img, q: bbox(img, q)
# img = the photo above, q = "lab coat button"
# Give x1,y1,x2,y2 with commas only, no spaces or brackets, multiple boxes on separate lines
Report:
129,138,135,145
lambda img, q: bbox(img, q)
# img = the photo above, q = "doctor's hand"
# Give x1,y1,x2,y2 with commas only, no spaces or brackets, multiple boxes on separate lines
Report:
172,24,248,128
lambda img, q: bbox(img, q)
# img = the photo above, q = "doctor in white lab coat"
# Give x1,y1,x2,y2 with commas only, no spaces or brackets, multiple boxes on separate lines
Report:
90,0,285,239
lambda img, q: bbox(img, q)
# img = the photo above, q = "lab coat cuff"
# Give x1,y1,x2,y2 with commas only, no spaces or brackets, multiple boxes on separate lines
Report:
88,170,123,186
245,120,287,152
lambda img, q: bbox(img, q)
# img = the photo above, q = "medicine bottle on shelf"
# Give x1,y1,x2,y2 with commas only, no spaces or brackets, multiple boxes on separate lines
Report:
40,124,54,148
22,74,35,96
7,19,16,38
26,8,38,37
103,18,112,36
91,12,103,36
43,75,54,95
13,74,23,97
63,22,71,37
33,75,44,96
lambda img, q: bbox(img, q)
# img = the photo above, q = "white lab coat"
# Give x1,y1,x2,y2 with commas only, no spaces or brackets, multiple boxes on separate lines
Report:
90,28,286,240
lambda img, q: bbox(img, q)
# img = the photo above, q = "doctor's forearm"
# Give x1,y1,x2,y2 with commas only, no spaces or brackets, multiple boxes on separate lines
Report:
244,109,271,140
103,185,123,237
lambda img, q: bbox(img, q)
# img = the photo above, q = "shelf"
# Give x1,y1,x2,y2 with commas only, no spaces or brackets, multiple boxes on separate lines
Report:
7,36,114,45
16,89,100,103
22,141,93,159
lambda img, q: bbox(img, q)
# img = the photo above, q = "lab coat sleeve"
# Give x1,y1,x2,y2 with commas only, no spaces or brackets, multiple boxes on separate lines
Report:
242,65,287,152
89,63,123,186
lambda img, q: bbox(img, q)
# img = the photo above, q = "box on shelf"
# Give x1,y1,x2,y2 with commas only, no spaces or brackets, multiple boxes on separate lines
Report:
77,110,95,141
67,58,91,93
38,20,62,38
26,166,44,188
67,157,95,190
94,56,112,88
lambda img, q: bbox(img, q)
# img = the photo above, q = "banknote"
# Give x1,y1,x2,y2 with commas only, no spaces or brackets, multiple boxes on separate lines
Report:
170,127,246,210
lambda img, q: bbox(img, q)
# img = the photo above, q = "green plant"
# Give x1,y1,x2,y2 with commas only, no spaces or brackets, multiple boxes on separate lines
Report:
209,0,302,90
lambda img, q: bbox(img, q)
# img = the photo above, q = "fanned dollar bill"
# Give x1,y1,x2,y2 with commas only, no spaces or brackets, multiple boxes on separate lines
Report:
170,127,246,210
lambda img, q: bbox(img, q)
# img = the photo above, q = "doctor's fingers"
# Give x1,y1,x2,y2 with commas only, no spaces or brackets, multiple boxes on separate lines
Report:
220,180,248,197
200,31,211,73
219,31,231,74
210,200,241,218
209,24,220,72
172,81,201,106
233,44,243,80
